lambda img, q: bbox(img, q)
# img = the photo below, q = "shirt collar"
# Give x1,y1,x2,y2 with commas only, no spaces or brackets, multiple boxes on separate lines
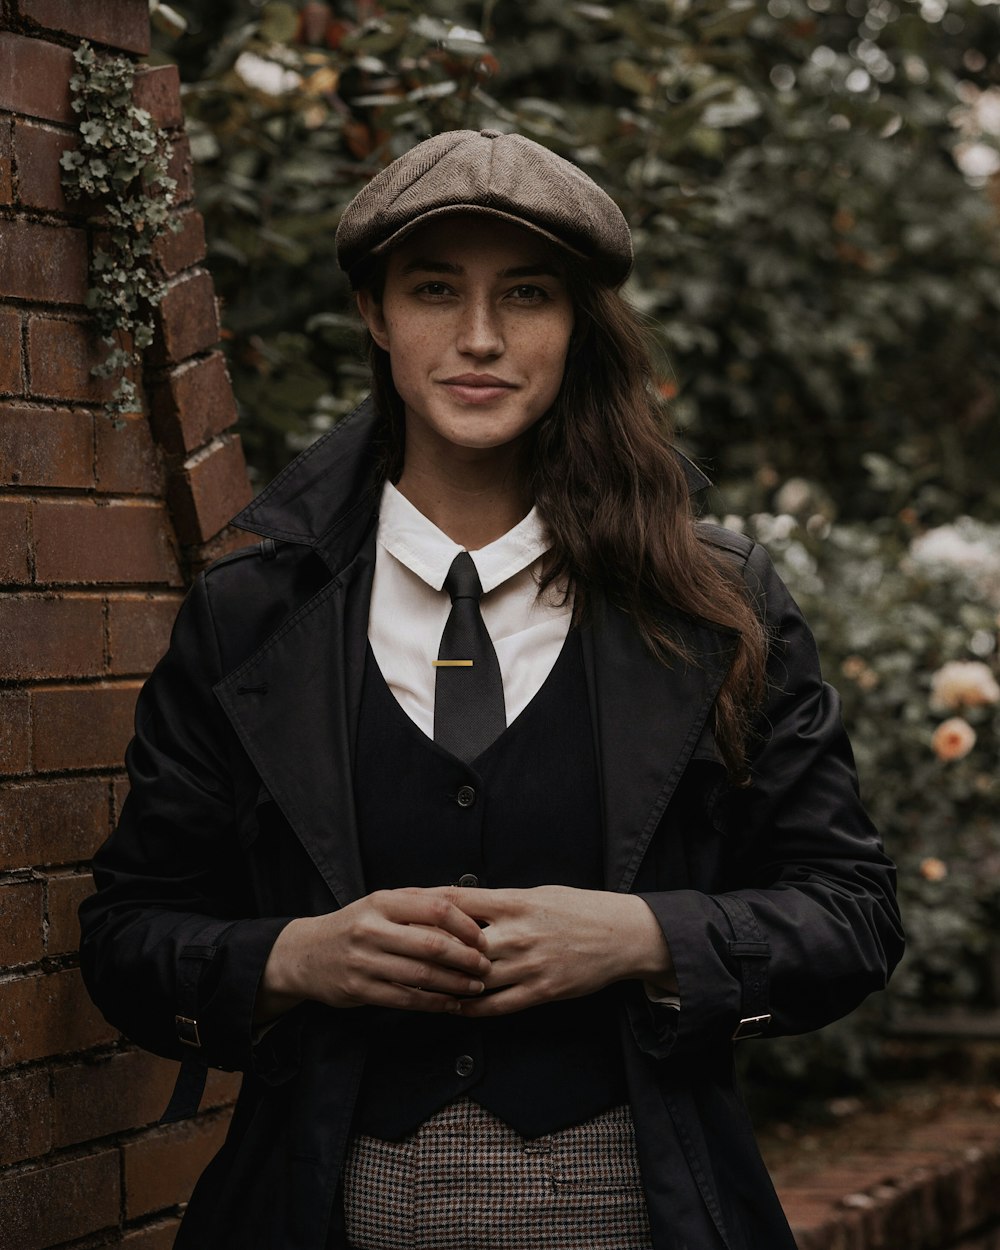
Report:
377,480,550,594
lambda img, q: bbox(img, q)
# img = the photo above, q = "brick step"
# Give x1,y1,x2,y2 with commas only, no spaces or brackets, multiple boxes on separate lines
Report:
763,1085,1000,1250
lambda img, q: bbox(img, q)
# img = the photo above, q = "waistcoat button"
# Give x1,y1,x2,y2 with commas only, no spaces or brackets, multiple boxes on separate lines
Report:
455,1054,475,1077
455,785,476,808
457,873,479,888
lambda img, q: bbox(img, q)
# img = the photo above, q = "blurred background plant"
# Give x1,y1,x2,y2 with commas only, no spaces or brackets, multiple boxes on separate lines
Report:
151,0,1000,514
721,505,1000,1109
148,0,1000,1100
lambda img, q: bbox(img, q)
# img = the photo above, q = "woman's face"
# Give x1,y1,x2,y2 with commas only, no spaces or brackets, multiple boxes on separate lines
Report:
357,214,574,460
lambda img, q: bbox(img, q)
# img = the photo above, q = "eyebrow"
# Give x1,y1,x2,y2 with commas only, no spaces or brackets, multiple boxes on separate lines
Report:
399,258,563,279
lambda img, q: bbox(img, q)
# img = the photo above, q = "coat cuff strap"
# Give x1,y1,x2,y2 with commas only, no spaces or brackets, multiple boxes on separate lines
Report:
714,894,771,1040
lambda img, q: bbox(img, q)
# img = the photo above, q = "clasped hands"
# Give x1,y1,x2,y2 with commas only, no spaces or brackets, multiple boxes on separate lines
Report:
256,885,675,1024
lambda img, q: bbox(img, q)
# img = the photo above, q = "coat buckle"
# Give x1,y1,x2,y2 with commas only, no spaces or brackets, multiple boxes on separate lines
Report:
732,1013,770,1041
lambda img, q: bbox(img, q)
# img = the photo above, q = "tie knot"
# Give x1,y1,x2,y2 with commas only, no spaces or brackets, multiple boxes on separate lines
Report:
444,551,483,603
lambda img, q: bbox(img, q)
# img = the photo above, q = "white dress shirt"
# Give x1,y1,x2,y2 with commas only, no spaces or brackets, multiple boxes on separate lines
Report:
368,481,573,737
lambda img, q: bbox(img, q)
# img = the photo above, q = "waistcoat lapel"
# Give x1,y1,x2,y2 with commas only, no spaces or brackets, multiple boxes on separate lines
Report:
582,594,737,893
214,529,376,909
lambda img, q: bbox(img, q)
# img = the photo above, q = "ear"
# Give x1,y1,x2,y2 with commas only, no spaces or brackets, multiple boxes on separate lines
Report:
356,290,390,352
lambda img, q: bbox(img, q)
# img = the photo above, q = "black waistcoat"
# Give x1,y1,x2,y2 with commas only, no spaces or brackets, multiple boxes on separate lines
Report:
351,628,628,1140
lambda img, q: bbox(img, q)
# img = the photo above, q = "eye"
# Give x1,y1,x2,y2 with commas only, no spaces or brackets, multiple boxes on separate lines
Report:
508,284,549,303
415,281,454,299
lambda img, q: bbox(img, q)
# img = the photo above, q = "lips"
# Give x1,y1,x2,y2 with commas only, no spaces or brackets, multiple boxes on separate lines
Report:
439,374,518,404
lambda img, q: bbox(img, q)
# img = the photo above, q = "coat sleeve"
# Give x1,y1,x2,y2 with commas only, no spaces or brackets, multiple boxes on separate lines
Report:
78,571,301,1081
634,540,904,1058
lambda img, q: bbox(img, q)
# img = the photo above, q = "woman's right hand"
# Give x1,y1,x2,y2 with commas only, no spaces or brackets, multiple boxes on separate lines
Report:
254,889,492,1024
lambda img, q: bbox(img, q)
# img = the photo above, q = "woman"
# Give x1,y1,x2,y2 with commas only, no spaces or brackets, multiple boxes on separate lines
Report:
79,129,903,1250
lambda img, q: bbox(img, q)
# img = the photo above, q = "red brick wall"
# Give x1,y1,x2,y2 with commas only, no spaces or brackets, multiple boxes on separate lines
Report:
0,3,246,1246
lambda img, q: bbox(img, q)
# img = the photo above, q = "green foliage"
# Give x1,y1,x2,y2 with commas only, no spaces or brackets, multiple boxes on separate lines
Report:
728,499,1000,1095
152,0,1000,506
61,41,179,422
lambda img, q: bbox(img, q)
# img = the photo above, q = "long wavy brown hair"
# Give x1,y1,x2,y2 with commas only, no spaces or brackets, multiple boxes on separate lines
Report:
359,260,768,781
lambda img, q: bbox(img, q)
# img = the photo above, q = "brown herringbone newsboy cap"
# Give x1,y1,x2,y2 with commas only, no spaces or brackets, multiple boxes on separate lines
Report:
335,129,633,286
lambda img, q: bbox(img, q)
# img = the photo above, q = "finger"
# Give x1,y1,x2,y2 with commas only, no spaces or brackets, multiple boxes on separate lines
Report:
423,885,512,924
381,889,491,950
347,980,466,1015
361,950,487,999
454,985,536,1018
386,923,492,978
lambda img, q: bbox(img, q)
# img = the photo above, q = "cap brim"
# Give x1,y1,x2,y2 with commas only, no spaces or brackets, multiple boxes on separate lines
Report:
369,204,589,265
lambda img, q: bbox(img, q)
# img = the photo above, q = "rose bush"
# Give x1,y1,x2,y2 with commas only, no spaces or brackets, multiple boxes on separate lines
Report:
725,504,1000,1098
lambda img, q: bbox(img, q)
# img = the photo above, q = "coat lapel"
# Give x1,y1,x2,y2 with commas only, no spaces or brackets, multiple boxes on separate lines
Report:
215,530,377,910
583,595,737,893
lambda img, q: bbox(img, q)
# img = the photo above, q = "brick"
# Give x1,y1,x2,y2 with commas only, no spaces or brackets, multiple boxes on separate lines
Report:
0,114,12,206
123,1217,182,1249
168,435,252,546
21,0,151,56
152,208,207,278
0,403,94,488
167,132,195,205
150,270,219,366
33,498,182,586
0,880,44,966
0,968,117,1067
95,410,163,495
0,776,110,870
27,316,123,404
12,118,78,212
0,689,31,775
31,681,141,772
45,870,94,955
0,498,31,584
107,592,181,675
150,352,239,455
0,593,105,680
123,1112,230,1219
0,1148,120,1250
134,64,184,130
0,32,74,124
0,1068,52,1166
0,306,24,395
0,217,88,303
53,1049,178,1147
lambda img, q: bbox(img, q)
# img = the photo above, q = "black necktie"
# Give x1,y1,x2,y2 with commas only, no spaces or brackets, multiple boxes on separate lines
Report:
433,552,506,762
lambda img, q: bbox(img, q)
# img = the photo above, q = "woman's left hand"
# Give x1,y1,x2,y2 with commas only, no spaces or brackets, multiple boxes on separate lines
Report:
426,885,676,1016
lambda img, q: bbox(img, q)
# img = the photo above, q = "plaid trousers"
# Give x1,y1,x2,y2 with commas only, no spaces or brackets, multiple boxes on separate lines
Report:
343,1098,653,1250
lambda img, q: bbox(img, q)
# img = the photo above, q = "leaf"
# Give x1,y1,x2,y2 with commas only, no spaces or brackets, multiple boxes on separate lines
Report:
612,59,655,96
259,2,300,44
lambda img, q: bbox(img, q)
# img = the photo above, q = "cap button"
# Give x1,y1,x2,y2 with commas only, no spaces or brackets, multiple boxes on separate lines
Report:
480,129,502,139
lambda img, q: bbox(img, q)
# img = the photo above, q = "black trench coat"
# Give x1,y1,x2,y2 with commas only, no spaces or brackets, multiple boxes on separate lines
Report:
79,399,903,1250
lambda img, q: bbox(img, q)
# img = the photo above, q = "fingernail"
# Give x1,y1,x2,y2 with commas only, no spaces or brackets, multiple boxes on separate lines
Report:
446,1001,462,1014
468,980,485,995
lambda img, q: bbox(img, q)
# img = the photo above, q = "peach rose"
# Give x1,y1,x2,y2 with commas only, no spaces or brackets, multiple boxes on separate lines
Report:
919,857,948,882
930,661,1000,713
931,717,977,762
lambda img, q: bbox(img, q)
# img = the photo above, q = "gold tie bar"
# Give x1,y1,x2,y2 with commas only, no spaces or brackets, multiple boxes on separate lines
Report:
432,660,474,667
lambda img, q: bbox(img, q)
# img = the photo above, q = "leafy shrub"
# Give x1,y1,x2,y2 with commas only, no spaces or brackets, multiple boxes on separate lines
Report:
153,0,1000,517
728,502,1000,1099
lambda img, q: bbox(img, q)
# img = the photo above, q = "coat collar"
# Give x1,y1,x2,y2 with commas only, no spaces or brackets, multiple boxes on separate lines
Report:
231,398,385,574
229,395,713,571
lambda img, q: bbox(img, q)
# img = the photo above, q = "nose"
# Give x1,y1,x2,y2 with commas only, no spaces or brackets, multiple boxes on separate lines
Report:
456,296,503,358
